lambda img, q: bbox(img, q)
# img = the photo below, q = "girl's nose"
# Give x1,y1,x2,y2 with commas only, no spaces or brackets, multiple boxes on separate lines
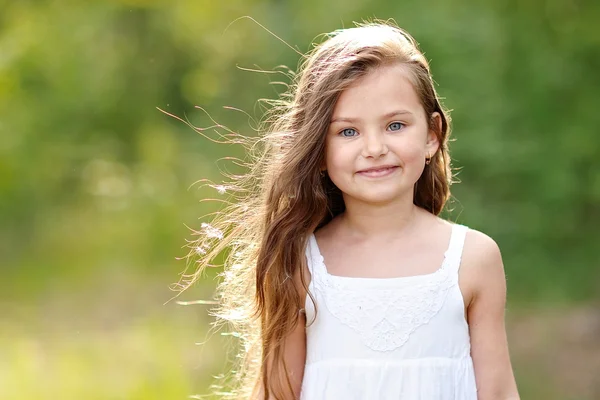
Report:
362,131,388,158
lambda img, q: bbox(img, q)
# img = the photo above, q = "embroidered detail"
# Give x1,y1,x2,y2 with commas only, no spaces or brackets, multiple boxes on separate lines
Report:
308,226,465,352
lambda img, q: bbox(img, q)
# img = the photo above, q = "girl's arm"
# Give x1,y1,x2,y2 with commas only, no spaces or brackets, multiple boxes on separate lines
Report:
260,267,308,399
464,230,520,400
280,300,307,399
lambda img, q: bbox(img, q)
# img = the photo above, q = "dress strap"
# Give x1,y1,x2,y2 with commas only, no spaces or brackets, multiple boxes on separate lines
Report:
305,234,321,278
445,224,469,274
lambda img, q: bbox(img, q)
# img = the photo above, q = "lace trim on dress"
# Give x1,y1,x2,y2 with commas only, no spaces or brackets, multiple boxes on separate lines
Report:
308,224,467,352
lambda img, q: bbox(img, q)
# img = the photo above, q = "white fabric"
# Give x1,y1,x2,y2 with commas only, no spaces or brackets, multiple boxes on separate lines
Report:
300,224,477,400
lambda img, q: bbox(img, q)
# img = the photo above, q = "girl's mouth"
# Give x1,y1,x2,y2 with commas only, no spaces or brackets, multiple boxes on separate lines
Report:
356,166,399,178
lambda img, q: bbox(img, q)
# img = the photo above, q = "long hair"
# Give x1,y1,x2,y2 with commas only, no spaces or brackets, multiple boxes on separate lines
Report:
177,21,454,399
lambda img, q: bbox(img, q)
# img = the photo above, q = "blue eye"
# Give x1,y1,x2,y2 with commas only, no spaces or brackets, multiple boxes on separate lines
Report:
340,128,358,137
388,122,404,131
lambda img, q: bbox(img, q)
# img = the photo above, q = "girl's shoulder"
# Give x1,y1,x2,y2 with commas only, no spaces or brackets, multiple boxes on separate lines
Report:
459,227,506,303
462,227,503,268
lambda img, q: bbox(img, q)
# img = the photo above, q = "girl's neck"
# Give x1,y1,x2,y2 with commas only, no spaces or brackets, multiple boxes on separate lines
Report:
338,199,427,240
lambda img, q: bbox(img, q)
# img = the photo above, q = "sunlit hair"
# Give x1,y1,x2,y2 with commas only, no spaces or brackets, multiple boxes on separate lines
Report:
177,20,454,399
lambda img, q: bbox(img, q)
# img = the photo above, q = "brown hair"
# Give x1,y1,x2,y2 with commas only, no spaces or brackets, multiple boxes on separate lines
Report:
177,20,454,399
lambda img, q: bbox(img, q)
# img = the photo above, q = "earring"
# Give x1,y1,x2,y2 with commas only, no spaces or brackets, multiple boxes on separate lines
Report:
320,169,326,177
425,155,431,165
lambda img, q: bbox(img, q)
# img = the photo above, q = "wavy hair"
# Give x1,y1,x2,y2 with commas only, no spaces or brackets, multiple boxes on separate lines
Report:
176,21,454,399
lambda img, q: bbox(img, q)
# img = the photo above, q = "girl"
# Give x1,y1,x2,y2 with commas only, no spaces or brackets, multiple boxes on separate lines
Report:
180,21,520,400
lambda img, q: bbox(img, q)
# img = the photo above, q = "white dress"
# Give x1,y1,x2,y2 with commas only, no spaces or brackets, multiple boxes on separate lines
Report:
300,224,478,400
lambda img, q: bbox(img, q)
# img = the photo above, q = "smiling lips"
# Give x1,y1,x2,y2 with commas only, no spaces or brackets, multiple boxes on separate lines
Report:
356,165,399,178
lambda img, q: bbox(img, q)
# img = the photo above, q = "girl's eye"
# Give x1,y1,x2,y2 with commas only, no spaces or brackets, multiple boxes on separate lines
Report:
388,122,404,131
340,128,358,137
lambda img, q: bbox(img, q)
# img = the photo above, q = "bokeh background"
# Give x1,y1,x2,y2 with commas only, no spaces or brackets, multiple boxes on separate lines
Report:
1,0,599,399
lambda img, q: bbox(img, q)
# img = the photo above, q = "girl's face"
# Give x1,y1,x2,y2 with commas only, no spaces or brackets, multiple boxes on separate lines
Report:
324,64,440,206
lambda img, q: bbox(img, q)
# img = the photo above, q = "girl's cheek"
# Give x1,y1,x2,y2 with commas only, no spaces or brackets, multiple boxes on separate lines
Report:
403,136,429,160
408,149,425,163
398,143,424,165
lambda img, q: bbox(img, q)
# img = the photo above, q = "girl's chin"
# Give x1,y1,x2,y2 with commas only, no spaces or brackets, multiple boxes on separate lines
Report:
342,188,413,205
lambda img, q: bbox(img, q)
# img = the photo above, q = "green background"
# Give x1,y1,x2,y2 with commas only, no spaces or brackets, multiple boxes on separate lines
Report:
1,0,599,399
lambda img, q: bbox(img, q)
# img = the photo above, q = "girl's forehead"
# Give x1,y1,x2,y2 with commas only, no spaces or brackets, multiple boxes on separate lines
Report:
332,65,424,120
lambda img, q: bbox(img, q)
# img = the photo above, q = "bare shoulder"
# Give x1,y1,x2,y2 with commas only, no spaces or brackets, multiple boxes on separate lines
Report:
463,228,520,397
463,228,503,267
460,228,507,307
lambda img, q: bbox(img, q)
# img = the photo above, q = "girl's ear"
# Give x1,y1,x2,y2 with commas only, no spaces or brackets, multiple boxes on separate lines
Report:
426,112,442,155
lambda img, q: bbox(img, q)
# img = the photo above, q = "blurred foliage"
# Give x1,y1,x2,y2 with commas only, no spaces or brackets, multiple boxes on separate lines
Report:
1,0,599,399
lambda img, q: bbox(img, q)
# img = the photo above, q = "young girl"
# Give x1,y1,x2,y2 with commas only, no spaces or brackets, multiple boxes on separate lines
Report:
180,21,520,400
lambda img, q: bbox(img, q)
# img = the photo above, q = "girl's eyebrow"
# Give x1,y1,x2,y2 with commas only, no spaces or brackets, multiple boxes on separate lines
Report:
330,110,413,124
